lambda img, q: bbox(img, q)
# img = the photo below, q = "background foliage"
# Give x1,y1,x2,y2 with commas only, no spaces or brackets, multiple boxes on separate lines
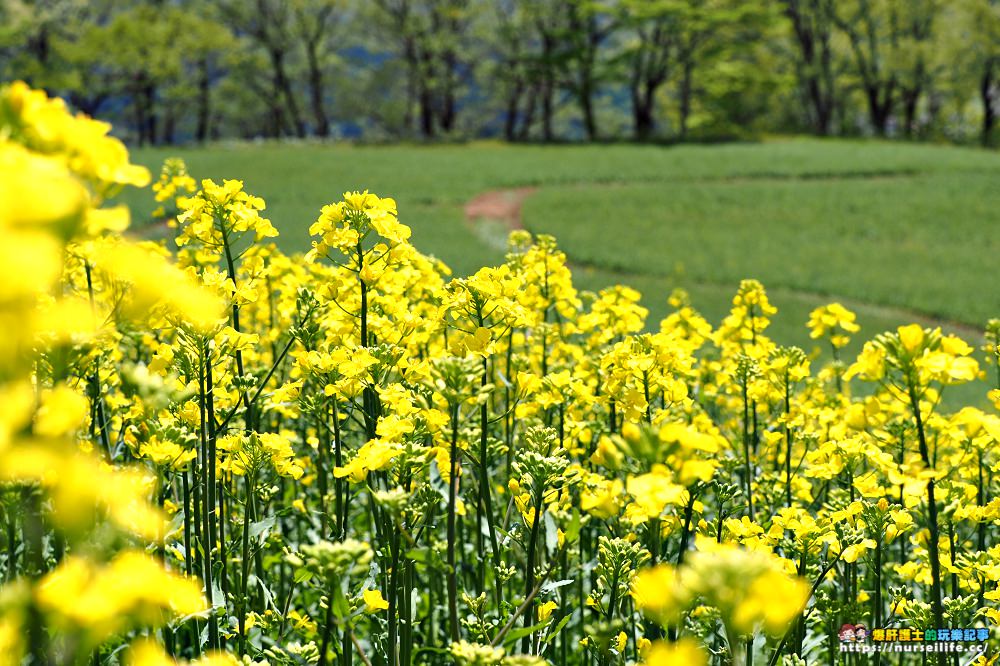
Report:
1,0,999,145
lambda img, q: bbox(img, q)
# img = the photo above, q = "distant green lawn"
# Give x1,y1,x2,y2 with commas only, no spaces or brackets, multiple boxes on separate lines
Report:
524,173,998,325
129,138,1000,403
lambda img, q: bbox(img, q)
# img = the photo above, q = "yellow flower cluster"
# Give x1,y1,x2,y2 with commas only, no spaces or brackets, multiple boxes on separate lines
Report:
0,81,219,665
634,540,810,635
36,551,207,643
808,301,861,349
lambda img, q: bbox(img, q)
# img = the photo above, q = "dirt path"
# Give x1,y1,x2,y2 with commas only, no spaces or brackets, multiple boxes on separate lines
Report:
461,186,982,339
463,187,535,230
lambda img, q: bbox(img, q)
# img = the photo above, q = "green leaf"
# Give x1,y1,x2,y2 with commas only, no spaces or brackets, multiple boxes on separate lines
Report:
330,588,351,618
405,547,428,563
544,512,559,553
249,574,275,609
248,515,276,542
564,510,583,544
429,458,450,504
502,621,549,646
544,614,572,642
540,578,574,594
210,578,225,609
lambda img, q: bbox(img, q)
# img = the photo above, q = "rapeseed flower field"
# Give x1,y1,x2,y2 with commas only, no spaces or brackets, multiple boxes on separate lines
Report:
2,81,999,666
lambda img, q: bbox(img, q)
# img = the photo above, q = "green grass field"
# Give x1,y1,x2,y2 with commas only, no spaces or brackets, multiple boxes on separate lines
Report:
129,138,1000,402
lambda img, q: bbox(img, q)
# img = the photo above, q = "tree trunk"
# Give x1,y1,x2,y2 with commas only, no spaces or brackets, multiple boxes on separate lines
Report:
785,0,836,135
504,81,523,142
634,105,654,141
540,33,556,142
632,74,658,141
632,89,655,141
29,24,50,68
569,7,603,142
132,84,147,147
866,84,893,135
418,84,435,139
518,83,537,140
440,90,456,133
808,78,832,135
541,74,554,141
71,92,107,119
818,1,836,134
305,41,330,137
131,72,150,147
439,38,459,133
144,82,158,146
162,105,176,145
902,88,920,138
269,76,286,138
440,64,457,133
402,40,417,136
196,57,211,144
417,48,436,139
679,60,693,139
578,74,596,141
982,58,996,147
270,48,306,138
902,58,925,138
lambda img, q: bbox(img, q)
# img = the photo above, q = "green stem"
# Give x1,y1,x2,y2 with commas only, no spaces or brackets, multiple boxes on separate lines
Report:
199,345,220,650
238,475,256,654
767,557,839,666
332,402,348,539
741,379,755,521
907,381,944,666
873,540,882,666
446,402,461,642
219,219,253,428
479,357,503,607
784,375,793,507
388,523,400,665
318,584,335,666
24,489,48,664
83,262,111,462
521,481,545,653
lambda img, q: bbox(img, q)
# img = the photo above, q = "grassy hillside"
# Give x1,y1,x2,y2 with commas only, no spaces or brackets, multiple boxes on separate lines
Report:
523,172,998,326
128,138,1000,405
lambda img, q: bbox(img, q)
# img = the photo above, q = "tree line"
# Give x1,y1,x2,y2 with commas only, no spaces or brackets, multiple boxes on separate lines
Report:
1,0,997,146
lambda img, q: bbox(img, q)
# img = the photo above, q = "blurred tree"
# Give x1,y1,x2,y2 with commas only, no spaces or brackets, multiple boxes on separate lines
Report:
833,0,899,135
222,0,307,138
781,0,838,134
0,0,115,114
964,0,1000,145
833,0,941,137
489,0,531,140
672,0,766,138
616,0,679,140
71,4,183,145
563,0,616,140
175,4,235,144
371,0,475,138
517,0,569,141
0,0,996,146
691,2,791,138
895,0,940,137
291,0,350,138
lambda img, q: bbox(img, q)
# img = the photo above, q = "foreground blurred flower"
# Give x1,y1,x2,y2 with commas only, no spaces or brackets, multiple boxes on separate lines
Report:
634,540,810,641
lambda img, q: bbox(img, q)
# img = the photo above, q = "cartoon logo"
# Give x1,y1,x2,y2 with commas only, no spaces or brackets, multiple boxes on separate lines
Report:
839,624,857,642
